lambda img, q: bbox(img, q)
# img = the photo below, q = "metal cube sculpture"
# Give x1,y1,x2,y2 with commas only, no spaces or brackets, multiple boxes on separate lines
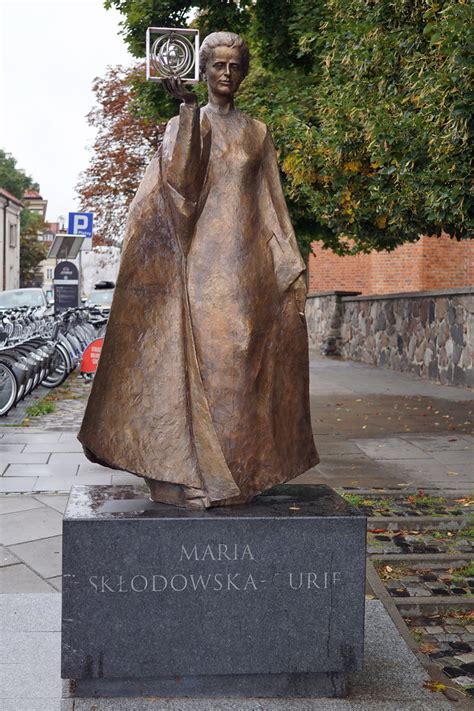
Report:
146,27,200,83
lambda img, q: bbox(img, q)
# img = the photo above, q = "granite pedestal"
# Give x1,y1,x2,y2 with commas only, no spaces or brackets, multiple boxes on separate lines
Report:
61,484,366,698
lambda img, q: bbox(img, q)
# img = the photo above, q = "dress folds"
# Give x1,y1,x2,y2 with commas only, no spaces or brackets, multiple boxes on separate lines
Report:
78,103,318,505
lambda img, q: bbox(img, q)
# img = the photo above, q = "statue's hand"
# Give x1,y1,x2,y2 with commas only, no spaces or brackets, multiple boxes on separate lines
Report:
162,77,198,108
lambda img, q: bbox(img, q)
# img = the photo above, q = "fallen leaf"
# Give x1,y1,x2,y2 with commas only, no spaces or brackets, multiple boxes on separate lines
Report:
447,471,459,476
424,681,447,693
362,425,367,429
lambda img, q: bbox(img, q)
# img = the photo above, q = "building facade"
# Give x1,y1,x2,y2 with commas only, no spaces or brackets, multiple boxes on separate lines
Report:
0,188,22,291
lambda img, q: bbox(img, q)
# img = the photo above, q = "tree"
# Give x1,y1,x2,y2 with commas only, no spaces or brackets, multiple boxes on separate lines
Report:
0,150,47,285
97,0,472,255
19,208,47,286
0,149,39,200
20,238,48,287
76,64,166,245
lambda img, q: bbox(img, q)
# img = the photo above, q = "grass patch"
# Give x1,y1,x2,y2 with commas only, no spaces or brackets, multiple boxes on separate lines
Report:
452,562,474,582
25,400,56,417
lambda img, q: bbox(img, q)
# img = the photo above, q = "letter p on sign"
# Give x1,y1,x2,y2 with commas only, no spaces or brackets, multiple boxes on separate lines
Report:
68,212,93,250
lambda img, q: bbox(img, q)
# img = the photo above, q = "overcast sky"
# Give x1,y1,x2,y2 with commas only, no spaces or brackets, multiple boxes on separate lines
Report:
0,0,132,223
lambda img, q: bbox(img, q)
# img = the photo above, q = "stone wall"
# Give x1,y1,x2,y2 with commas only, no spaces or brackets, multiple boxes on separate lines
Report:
305,288,473,387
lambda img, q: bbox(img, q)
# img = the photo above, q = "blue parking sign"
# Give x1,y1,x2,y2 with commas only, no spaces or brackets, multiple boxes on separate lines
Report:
68,212,93,239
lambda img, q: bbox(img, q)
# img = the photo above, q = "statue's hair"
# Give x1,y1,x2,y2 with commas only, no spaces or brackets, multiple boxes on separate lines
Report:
199,32,250,79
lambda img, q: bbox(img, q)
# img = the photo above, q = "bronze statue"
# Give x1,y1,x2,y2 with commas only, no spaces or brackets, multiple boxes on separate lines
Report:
78,32,318,508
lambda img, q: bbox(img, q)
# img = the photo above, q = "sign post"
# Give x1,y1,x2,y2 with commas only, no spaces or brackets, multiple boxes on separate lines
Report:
68,212,94,300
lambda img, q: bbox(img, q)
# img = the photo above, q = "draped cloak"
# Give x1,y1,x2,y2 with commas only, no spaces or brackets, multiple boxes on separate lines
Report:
78,103,318,505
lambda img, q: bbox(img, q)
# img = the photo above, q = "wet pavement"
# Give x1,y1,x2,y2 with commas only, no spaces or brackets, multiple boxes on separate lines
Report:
0,354,471,595
0,354,472,709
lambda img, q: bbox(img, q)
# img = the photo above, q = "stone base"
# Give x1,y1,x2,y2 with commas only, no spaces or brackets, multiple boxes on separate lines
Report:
71,671,346,698
62,484,366,698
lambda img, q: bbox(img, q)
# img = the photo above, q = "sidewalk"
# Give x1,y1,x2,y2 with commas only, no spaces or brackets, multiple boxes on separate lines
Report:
0,355,472,595
1,355,472,709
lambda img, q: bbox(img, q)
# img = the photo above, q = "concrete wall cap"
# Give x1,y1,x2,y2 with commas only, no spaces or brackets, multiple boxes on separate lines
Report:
340,287,473,302
307,291,362,298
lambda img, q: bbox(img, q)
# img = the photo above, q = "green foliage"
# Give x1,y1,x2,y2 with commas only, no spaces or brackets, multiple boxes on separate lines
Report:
20,235,47,287
0,149,46,285
105,0,473,254
0,149,38,200
25,399,56,418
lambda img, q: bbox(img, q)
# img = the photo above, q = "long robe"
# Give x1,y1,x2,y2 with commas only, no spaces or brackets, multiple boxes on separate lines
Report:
78,103,318,506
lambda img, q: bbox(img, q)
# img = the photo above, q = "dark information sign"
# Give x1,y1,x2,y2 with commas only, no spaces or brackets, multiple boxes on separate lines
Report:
54,261,79,313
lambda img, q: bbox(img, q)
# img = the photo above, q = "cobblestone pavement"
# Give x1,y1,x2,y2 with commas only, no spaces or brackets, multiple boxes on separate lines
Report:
21,372,92,430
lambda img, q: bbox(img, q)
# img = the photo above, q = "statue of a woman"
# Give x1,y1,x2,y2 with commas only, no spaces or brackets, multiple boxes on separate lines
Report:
78,32,318,508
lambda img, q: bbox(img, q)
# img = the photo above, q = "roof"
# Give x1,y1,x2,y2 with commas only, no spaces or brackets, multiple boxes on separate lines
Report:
0,187,23,207
24,189,43,199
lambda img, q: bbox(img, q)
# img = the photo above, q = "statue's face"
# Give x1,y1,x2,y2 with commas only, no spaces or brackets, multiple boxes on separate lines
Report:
205,45,244,97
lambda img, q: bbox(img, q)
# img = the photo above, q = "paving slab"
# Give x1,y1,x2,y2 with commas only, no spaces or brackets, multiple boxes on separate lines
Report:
431,449,473,465
0,496,44,515
0,453,50,465
0,596,453,710
10,535,62,579
351,438,432,460
0,477,38,493
1,592,61,631
32,474,118,492
47,575,62,591
23,442,85,453
33,495,69,513
401,434,473,452
58,432,81,441
70,702,452,710
3,463,79,477
111,473,142,485
0,506,62,546
309,356,473,402
48,453,89,466
76,469,114,480
0,563,55,593
0,432,62,444
0,545,19,567
0,702,73,711
32,477,81,493
77,462,115,474
0,444,24,453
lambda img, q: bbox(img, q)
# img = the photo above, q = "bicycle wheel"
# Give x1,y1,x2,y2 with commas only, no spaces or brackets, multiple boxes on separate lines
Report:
41,343,70,388
0,362,18,416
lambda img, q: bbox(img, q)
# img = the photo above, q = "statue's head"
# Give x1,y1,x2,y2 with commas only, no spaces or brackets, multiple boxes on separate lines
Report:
199,32,250,98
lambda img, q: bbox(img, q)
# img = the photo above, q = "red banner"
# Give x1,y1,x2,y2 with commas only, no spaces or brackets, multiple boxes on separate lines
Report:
81,338,104,374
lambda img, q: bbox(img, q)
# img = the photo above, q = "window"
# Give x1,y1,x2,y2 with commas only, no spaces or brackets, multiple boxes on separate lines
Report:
9,223,17,248
46,268,53,280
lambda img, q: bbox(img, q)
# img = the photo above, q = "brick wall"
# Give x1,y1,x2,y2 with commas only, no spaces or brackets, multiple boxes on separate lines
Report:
308,234,473,295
